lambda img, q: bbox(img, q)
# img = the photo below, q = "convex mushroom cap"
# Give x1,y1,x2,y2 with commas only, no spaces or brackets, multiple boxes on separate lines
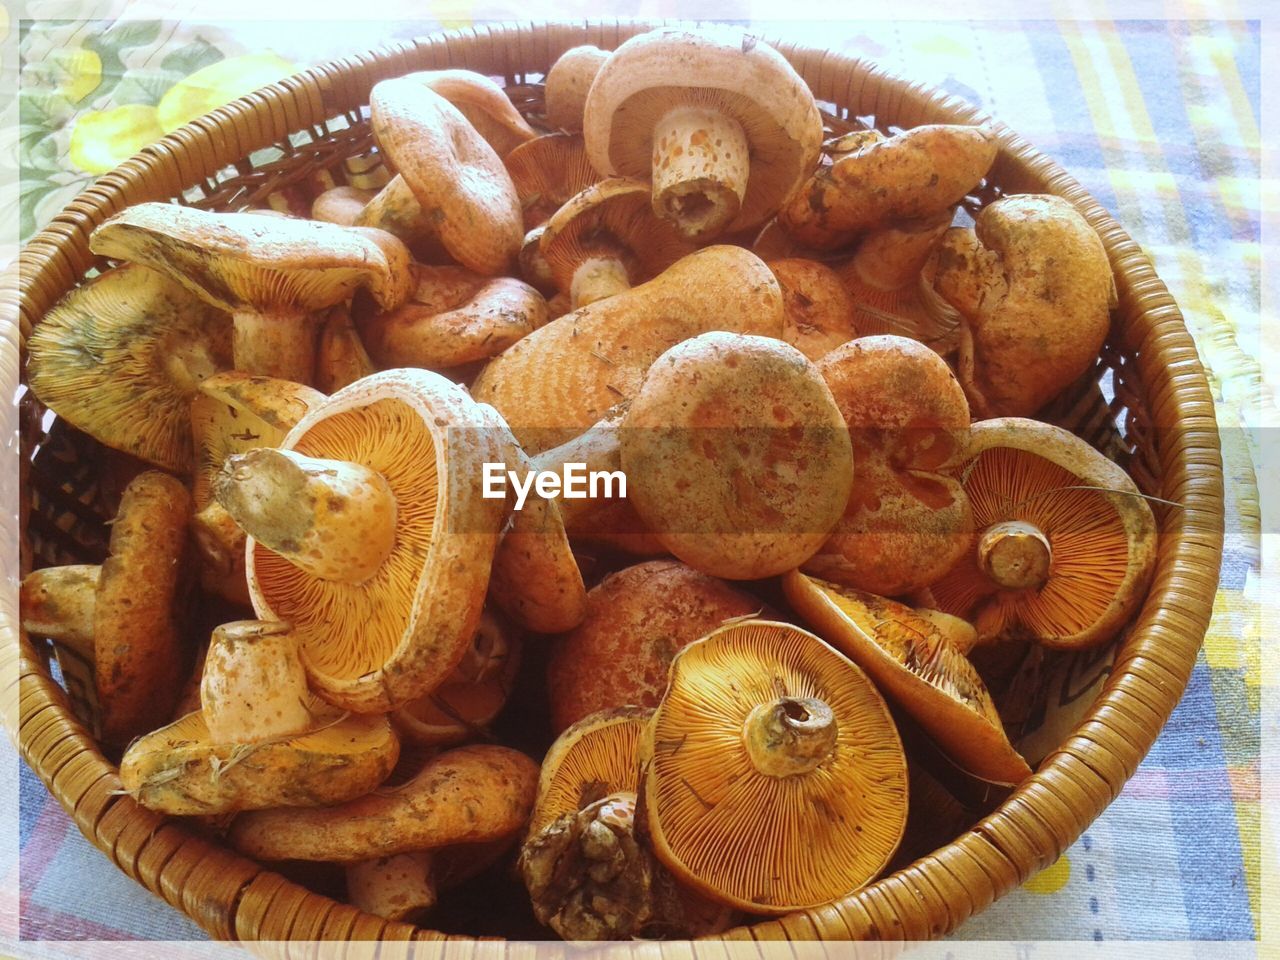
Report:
26,264,232,473
403,69,537,156
804,335,974,596
621,332,853,579
89,204,413,384
641,620,909,914
927,193,1117,417
544,46,608,133
784,572,1031,785
120,621,399,814
768,258,860,360
927,417,1158,649
216,368,509,712
583,28,823,240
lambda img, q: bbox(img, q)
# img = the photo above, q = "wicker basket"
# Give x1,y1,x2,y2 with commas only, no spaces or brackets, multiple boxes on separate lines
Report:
10,19,1224,945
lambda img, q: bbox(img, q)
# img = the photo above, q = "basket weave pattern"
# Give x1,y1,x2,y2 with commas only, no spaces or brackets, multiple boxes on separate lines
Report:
10,20,1224,943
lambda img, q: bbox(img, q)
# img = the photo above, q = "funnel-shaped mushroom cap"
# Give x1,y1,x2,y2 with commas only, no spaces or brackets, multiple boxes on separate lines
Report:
505,133,601,230
121,700,399,815
545,46,609,133
621,332,853,580
89,203,415,314
529,706,650,838
27,264,232,473
242,369,509,712
768,258,860,360
541,178,697,306
402,69,537,156
642,620,908,914
546,560,762,733
229,744,539,862
927,417,1158,649
783,572,1031,785
929,194,1116,417
365,78,522,276
471,245,785,453
584,28,822,239
779,124,998,250
805,335,973,595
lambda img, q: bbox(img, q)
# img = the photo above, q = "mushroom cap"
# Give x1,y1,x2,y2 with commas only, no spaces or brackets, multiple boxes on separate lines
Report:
804,335,973,595
544,46,609,133
120,700,399,816
927,417,1158,648
504,133,601,229
768,258,860,360
367,78,522,276
641,620,908,914
245,368,509,712
402,69,537,156
27,264,232,473
529,705,650,838
930,194,1115,416
311,185,376,226
583,28,823,235
783,572,1031,785
540,178,697,295
95,470,193,746
471,245,785,453
621,332,853,580
546,560,762,733
228,744,539,862
89,203,415,314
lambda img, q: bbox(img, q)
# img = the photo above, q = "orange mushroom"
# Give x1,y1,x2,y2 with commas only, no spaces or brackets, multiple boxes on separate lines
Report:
403,69,537,157
504,133,601,230
544,46,608,134
768,258,861,360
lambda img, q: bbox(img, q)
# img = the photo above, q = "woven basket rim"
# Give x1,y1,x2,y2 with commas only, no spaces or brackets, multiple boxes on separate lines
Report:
10,18,1225,944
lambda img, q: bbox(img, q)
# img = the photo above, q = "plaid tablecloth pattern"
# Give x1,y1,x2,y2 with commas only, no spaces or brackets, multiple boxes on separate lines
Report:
11,9,1263,945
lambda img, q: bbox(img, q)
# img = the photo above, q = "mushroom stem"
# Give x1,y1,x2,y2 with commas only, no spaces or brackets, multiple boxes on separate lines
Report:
19,565,100,660
346,852,437,922
570,256,632,308
232,306,319,384
977,520,1052,590
201,621,311,744
215,447,398,584
650,106,750,240
742,697,838,778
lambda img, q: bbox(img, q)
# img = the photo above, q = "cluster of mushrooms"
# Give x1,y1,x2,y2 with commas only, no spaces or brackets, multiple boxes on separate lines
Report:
21,27,1160,940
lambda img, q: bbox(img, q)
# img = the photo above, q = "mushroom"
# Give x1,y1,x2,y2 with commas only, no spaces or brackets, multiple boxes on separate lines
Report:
311,185,376,226
539,178,697,309
620,332,853,580
520,707,731,940
778,123,998,250
190,372,326,605
119,620,400,814
21,470,192,746
583,28,823,240
768,258,860,360
804,335,974,596
26,263,232,473
392,610,522,746
403,69,537,157
229,744,539,921
913,607,980,655
215,368,509,712
783,572,1031,785
471,245,785,453
544,46,608,133
926,193,1117,417
356,263,548,371
504,133,601,229
926,417,1158,649
89,204,414,384
315,305,377,393
836,211,959,349
545,560,762,734
357,78,522,276
641,619,909,914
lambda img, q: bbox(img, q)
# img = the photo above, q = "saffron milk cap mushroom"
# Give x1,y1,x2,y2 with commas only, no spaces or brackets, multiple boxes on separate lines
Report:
403,69,537,156
89,204,413,384
311,185,376,226
216,368,509,712
927,417,1158,649
544,46,608,134
583,28,823,240
783,572,1031,785
640,620,909,914
620,332,853,580
504,133,600,229
315,305,377,393
26,264,232,473
768,258,861,360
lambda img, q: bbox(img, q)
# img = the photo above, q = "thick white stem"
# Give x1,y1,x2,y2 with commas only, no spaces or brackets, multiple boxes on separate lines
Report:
232,306,318,384
651,106,750,241
569,256,632,308
201,620,311,744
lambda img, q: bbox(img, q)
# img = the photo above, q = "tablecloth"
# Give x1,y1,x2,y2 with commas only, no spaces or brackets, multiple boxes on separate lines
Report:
7,6,1265,948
